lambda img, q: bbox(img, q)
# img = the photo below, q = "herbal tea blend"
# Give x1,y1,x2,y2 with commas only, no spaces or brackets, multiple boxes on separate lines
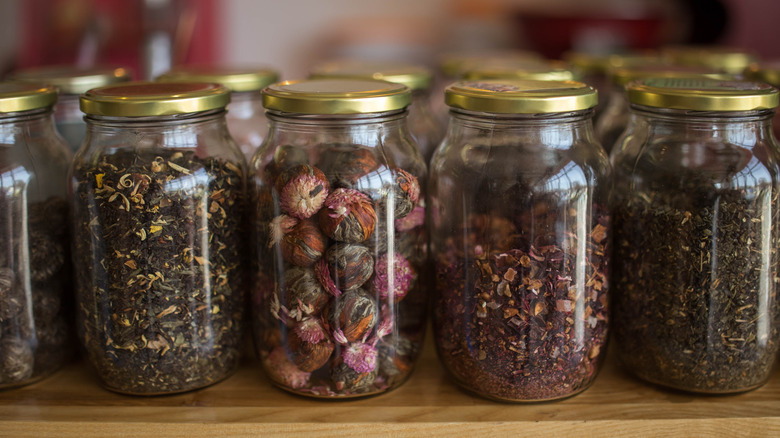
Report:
0,83,73,390
71,82,246,395
611,78,780,394
252,79,428,398
429,79,610,402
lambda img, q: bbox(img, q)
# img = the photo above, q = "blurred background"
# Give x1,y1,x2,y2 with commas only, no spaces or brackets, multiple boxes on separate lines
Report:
0,0,777,80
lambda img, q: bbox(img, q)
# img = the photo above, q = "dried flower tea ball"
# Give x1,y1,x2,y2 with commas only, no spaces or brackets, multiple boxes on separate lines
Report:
281,267,330,317
288,318,335,372
324,243,373,291
390,168,420,219
315,258,342,298
371,253,414,302
280,219,328,267
342,340,378,373
264,144,310,182
319,146,380,188
319,188,376,243
377,335,416,381
275,164,330,219
265,346,311,389
0,338,34,384
268,214,299,248
329,357,377,393
394,204,425,232
329,288,377,342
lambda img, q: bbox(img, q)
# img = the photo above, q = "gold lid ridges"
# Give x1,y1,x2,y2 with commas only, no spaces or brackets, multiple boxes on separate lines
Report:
445,79,597,114
80,82,230,117
263,79,411,114
157,67,279,92
310,60,432,90
11,66,131,95
626,78,778,111
0,82,58,113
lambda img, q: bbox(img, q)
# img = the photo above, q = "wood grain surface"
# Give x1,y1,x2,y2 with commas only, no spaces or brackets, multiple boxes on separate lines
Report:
0,333,778,437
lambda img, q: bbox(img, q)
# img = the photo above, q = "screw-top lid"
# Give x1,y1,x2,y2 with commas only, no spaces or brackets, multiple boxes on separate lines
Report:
11,66,131,95
438,50,544,78
310,60,432,91
157,66,279,92
744,61,780,88
262,79,411,114
0,82,58,113
445,79,597,114
626,78,778,111
661,46,758,75
462,60,576,81
80,81,230,117
610,64,734,87
563,51,660,74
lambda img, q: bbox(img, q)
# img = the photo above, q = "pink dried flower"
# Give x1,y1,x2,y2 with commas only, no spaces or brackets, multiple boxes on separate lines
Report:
342,341,378,373
371,253,414,301
266,347,311,389
315,258,342,297
324,188,370,218
276,164,330,219
268,214,299,248
375,311,394,340
294,317,328,344
333,328,349,345
395,205,425,231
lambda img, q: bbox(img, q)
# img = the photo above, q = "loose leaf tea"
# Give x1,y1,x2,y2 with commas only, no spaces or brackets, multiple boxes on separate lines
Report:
254,147,426,397
434,203,609,401
613,187,780,392
72,149,245,394
0,196,71,388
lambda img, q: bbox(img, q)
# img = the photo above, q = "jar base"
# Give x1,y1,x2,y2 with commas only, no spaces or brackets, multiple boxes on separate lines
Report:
96,365,239,397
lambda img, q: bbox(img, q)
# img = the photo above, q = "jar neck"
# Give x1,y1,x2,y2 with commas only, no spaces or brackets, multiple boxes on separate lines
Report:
629,104,776,141
85,108,226,128
0,107,58,144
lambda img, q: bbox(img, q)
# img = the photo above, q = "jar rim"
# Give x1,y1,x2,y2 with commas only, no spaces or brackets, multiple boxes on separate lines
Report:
262,79,411,114
80,81,231,117
0,82,58,113
626,78,778,111
445,79,597,114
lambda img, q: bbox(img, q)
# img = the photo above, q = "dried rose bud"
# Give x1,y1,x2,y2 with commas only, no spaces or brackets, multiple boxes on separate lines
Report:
0,338,34,383
288,318,335,372
391,168,420,219
281,267,330,317
319,146,380,188
315,258,341,297
371,253,414,302
268,214,299,248
276,164,330,219
324,243,373,291
342,341,378,373
281,219,329,267
265,346,311,389
329,356,377,393
319,188,376,243
329,288,377,342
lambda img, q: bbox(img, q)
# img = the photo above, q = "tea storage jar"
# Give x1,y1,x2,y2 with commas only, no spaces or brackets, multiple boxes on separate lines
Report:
70,82,246,395
744,61,780,140
11,66,131,152
611,78,780,393
310,60,443,163
661,46,757,76
0,83,73,389
252,79,427,398
157,67,279,161
429,79,610,402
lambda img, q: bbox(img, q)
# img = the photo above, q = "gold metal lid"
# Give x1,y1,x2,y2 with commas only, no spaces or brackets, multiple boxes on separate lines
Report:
563,51,660,74
157,67,279,92
310,60,432,91
661,46,758,75
626,78,778,111
445,79,597,114
80,81,230,117
0,82,58,113
744,61,780,88
610,64,734,87
439,50,544,78
462,60,576,81
262,79,411,114
11,66,131,95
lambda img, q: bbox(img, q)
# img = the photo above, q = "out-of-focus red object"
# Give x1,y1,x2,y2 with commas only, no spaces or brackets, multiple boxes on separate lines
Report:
18,0,218,78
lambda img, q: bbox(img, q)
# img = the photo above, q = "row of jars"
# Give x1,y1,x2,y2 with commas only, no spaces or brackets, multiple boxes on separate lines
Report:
1,64,779,401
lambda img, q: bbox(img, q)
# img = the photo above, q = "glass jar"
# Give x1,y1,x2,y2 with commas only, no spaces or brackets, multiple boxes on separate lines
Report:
252,79,427,398
0,83,72,389
157,67,279,161
70,82,246,395
661,45,757,76
744,61,780,140
461,60,576,82
430,79,611,402
11,66,131,152
310,60,443,164
595,65,733,153
611,78,780,394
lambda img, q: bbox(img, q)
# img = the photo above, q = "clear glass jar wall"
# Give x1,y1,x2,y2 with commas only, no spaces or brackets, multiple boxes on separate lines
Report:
252,79,427,398
0,83,73,390
611,79,780,393
429,80,610,401
69,82,246,395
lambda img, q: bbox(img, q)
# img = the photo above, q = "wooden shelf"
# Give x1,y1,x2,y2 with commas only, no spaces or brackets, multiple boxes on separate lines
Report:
1,333,779,437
